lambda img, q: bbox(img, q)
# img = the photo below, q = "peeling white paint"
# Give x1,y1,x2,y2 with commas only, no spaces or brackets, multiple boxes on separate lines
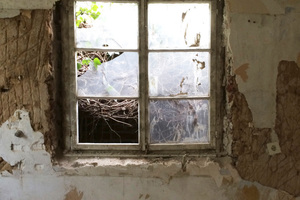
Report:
0,110,53,174
230,11,300,128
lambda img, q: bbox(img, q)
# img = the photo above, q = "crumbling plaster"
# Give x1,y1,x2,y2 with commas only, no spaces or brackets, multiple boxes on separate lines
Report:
0,110,299,200
228,0,300,128
0,9,57,154
224,0,300,197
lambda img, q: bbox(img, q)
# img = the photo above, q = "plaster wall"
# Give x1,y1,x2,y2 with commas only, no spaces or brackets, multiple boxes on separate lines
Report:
225,0,300,196
0,0,300,199
0,0,59,18
229,0,300,128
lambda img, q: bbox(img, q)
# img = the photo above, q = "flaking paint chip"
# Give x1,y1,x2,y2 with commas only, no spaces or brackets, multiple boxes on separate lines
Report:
267,142,281,155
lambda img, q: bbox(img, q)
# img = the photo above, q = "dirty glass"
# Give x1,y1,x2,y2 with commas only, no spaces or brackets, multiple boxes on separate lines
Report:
149,100,209,144
148,3,211,49
77,52,138,97
149,52,210,97
75,2,138,49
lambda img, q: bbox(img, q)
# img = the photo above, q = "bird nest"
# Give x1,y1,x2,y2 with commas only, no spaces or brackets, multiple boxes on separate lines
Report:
78,99,138,127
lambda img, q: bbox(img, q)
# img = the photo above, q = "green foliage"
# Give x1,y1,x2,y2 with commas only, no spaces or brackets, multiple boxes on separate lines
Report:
77,63,82,70
75,2,101,28
93,57,101,70
77,58,90,70
82,58,91,66
77,57,101,70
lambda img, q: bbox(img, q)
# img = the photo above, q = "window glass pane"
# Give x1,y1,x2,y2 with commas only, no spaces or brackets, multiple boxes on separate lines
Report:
75,2,138,49
148,3,211,49
149,52,210,97
149,100,209,144
78,99,138,143
77,52,138,97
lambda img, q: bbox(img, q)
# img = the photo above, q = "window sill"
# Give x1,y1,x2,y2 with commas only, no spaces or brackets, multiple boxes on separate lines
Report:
53,156,230,185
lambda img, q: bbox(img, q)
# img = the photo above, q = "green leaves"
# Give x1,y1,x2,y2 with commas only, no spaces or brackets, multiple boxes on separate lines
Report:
82,58,91,66
91,12,100,20
91,3,98,11
77,57,101,71
77,63,82,70
77,58,91,70
75,2,101,28
93,58,101,70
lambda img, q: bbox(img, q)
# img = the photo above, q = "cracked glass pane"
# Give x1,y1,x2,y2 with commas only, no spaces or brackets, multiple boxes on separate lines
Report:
75,2,138,49
148,3,211,49
149,52,210,97
149,100,209,144
77,52,138,97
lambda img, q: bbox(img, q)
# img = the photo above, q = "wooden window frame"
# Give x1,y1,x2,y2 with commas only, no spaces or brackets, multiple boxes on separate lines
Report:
61,0,224,156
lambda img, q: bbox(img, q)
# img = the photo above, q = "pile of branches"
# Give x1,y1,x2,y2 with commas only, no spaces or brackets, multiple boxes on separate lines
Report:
78,99,138,127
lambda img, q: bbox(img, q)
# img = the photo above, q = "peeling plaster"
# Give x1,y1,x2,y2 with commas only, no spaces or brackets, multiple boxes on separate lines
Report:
226,60,300,196
234,63,249,82
0,110,53,174
0,0,58,18
0,9,55,153
0,0,58,10
0,157,13,174
229,9,300,128
224,2,300,195
0,110,299,199
0,9,20,18
64,188,84,200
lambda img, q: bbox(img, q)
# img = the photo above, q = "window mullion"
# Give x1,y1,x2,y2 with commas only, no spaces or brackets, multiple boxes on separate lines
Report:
139,0,148,151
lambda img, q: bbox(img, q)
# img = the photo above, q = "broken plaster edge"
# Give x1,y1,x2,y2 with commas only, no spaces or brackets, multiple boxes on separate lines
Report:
0,0,59,10
0,109,54,175
0,9,20,18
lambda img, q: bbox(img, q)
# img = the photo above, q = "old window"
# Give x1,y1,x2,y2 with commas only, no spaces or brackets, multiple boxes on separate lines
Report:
62,0,223,155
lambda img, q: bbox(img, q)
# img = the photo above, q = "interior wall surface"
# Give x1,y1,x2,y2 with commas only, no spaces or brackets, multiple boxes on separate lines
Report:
0,0,299,199
225,0,300,197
